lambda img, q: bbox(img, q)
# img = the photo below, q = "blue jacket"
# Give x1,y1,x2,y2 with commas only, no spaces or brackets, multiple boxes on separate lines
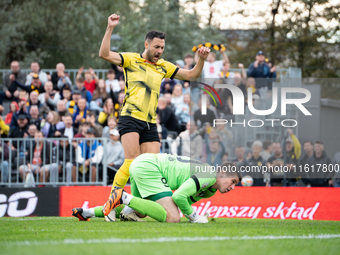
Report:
72,106,88,128
77,140,102,163
248,62,272,88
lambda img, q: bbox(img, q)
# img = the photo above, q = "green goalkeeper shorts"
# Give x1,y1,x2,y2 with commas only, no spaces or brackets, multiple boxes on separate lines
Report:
129,153,172,201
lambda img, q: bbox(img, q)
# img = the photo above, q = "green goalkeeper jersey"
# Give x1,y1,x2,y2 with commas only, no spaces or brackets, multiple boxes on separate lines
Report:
155,154,217,215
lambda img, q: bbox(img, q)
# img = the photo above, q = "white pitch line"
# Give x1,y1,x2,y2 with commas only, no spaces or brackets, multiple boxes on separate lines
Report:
1,234,340,247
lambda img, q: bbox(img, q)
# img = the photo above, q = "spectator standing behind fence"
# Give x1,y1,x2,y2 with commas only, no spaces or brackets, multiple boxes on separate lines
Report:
196,49,229,82
18,131,54,183
160,78,176,94
41,111,62,138
184,53,194,70
86,111,103,137
4,102,18,125
260,141,273,161
248,51,276,96
9,99,28,130
66,90,81,115
57,100,71,120
171,84,184,105
298,140,314,186
72,122,91,148
231,146,247,169
105,69,120,93
285,128,301,166
19,124,37,161
174,93,190,128
28,105,42,130
3,61,26,100
73,97,88,128
113,91,124,120
54,115,77,139
219,60,235,85
266,142,294,186
75,77,92,103
38,81,60,111
49,135,76,183
77,67,99,95
90,79,108,112
163,92,176,113
51,63,72,92
62,86,72,101
8,114,29,150
204,128,225,167
27,91,50,119
25,62,48,86
171,121,203,159
157,97,181,135
305,141,333,187
106,129,124,184
245,141,267,186
13,73,45,95
98,98,115,127
102,116,118,138
75,128,103,182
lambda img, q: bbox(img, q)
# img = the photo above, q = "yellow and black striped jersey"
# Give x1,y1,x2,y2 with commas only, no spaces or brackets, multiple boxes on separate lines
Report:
119,52,178,123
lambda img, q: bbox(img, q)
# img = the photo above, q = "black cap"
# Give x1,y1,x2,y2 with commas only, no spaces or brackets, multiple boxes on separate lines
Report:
257,51,265,56
72,89,81,95
18,114,27,120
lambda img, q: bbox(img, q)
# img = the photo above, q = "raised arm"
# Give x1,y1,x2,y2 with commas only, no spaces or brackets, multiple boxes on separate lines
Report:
221,49,230,64
99,14,123,66
174,47,210,80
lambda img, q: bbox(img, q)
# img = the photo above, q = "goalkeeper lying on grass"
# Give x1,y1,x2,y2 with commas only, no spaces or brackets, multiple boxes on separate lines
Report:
72,153,241,223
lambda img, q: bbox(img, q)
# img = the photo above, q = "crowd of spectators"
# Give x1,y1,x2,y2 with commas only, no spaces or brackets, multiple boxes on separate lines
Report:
0,49,338,188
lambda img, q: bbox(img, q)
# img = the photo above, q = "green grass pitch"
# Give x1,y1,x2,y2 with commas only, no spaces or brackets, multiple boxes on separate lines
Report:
0,217,339,255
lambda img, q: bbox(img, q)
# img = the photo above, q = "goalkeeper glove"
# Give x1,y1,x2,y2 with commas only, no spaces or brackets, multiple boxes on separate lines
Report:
185,210,209,223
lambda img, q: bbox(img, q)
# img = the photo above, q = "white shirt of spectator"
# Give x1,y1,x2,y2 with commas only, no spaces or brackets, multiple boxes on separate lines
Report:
203,60,224,79
38,92,61,106
26,71,48,86
64,127,74,141
105,79,120,93
171,95,184,106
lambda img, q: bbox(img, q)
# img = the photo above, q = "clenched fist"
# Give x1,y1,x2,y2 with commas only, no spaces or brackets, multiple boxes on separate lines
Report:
197,46,210,60
108,14,120,28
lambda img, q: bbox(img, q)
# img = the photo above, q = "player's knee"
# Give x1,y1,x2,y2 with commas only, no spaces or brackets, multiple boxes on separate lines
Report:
166,212,181,223
166,215,180,223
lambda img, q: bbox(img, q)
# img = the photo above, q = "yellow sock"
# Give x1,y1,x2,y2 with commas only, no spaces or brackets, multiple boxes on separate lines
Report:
111,159,133,191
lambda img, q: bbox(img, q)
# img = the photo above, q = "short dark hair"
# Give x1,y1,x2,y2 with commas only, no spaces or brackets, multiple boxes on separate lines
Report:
263,140,272,150
315,141,323,145
304,140,313,146
76,77,84,83
218,162,242,183
81,121,91,127
107,69,116,75
145,30,166,42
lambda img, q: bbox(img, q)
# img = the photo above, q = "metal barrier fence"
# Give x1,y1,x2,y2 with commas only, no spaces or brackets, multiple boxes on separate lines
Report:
0,137,175,187
0,69,110,87
0,68,290,86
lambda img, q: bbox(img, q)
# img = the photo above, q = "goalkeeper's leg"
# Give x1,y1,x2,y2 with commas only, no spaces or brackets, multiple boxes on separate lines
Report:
110,187,180,223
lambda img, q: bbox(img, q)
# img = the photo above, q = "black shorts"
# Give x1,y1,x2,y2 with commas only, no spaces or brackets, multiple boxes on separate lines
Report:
118,116,160,144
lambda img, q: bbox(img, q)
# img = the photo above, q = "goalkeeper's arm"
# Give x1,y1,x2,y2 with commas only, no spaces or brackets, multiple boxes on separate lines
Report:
173,177,214,223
